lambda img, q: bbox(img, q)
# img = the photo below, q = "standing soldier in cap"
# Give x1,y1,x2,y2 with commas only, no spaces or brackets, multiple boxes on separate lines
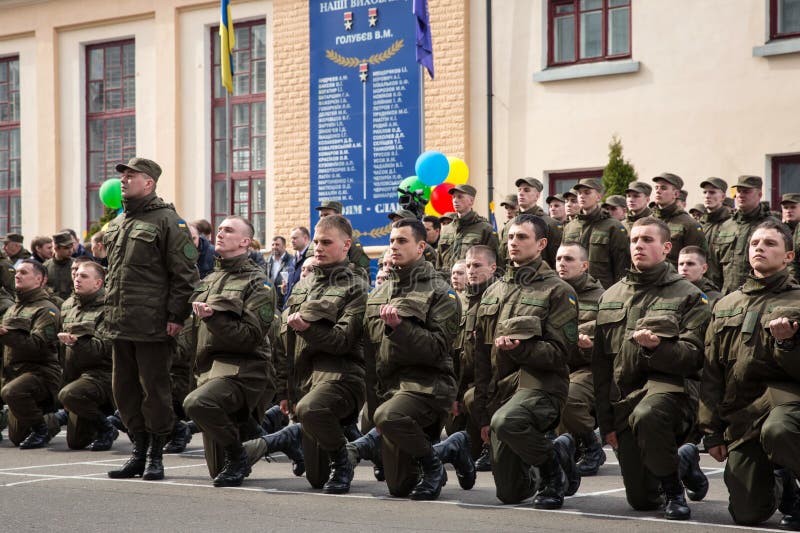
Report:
513,177,562,268
496,194,519,269
563,189,580,221
677,190,689,211
44,231,75,301
689,204,706,223
389,209,438,266
104,157,199,481
699,177,731,289
714,176,782,294
4,233,31,263
699,219,800,529
593,217,710,520
546,193,567,224
625,181,653,232
602,195,628,222
651,172,706,268
438,184,499,275
315,201,371,279
780,193,800,280
563,178,630,289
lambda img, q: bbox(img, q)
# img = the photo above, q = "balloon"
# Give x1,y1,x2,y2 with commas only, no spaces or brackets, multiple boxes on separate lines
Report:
445,157,469,185
397,176,431,202
99,179,123,209
415,151,450,187
424,201,440,217
430,183,455,214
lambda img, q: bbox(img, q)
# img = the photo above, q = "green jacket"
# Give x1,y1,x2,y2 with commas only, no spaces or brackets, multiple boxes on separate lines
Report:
473,258,578,428
788,221,800,282
701,206,732,288
563,206,630,289
308,236,372,281
592,261,710,436
0,252,15,294
103,192,199,341
714,203,781,295
44,256,74,301
437,210,499,274
699,269,800,450
454,276,496,400
565,272,605,371
652,202,707,268
8,248,31,263
501,206,563,270
364,258,459,409
60,288,110,384
693,276,723,308
624,207,651,233
190,253,274,410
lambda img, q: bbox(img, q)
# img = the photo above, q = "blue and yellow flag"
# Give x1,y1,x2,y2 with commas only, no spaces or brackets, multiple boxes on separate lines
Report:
220,0,235,94
489,200,498,232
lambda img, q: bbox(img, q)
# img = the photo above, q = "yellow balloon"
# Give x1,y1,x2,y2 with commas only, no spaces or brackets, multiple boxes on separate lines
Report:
445,157,469,185
424,201,441,216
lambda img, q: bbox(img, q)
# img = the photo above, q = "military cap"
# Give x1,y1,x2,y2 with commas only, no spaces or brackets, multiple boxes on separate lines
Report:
298,300,339,323
439,212,456,222
734,175,763,190
546,193,565,205
634,315,680,339
515,177,544,191
679,190,688,203
448,184,477,197
115,157,162,181
781,193,800,205
689,204,707,216
4,233,23,244
496,315,542,340
53,231,74,248
563,188,578,199
205,294,244,316
500,194,519,208
574,177,605,193
723,197,734,209
316,200,343,213
387,208,417,221
626,181,652,196
699,177,728,192
602,195,626,209
652,172,684,190
391,297,428,322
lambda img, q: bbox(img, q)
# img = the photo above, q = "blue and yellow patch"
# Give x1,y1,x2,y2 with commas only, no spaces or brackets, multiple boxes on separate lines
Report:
263,281,273,290
447,290,457,300
568,294,577,306
700,293,709,305
47,310,56,318
178,219,187,229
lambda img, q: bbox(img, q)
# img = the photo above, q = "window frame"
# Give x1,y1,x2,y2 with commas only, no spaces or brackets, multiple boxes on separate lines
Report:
548,168,604,196
547,0,632,68
770,0,800,41
0,55,21,236
771,153,800,207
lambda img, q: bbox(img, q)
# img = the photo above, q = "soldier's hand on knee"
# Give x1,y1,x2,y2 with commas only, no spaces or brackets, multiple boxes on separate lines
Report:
191,302,214,319
768,317,800,341
577,334,593,350
480,425,490,444
632,329,660,350
494,335,520,351
287,312,310,332
605,431,618,451
379,304,402,328
708,444,728,462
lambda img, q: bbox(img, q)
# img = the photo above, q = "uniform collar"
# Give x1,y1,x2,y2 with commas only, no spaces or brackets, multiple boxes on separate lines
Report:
625,261,674,287
653,201,680,219
703,206,731,225
15,286,49,304
504,257,550,284
577,206,604,222
742,268,792,294
76,287,104,308
122,192,158,215
215,252,251,272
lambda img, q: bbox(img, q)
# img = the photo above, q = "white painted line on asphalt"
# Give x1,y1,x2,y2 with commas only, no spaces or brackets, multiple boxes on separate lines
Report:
0,458,128,472
567,487,627,497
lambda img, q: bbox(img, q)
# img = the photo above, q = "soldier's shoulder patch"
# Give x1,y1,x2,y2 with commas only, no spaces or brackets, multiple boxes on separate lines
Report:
184,243,198,260
263,280,273,291
700,292,709,305
258,303,272,322
563,320,578,343
695,224,703,231
7,267,14,273
178,219,187,229
447,290,457,300
567,294,577,306
47,309,56,318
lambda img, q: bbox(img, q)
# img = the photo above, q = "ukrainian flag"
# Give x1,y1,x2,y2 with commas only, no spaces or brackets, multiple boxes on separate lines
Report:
220,0,235,94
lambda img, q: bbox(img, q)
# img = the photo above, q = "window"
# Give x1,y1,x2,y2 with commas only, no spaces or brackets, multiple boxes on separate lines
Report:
771,0,800,40
548,0,631,66
0,56,21,236
772,154,800,207
86,40,136,230
211,21,267,245
548,169,603,195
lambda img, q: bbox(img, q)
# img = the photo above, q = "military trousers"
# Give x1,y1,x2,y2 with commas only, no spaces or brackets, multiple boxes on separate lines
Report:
112,340,173,436
461,386,484,460
360,348,380,432
1,371,58,445
489,388,562,504
170,342,194,420
58,375,113,449
558,369,595,436
374,391,446,497
617,392,694,511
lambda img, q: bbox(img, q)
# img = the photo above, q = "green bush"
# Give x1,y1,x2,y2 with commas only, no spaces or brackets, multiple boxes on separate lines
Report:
602,135,637,199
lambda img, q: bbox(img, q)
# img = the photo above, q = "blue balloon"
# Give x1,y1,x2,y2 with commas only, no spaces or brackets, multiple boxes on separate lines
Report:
415,151,450,187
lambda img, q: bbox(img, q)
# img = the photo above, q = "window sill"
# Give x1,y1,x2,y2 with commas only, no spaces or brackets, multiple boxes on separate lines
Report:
533,60,640,83
753,37,800,57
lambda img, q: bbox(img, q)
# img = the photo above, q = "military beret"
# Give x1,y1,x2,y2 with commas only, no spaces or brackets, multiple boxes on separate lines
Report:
500,194,519,208
546,193,565,204
449,184,477,197
699,177,728,192
388,208,418,221
53,231,74,248
634,315,680,339
390,297,428,322
316,200,343,213
205,294,245,316
652,172,684,190
116,157,162,181
602,195,627,209
734,175,763,190
781,193,800,205
515,177,544,192
298,299,339,323
496,315,543,341
575,178,605,194
626,181,652,196
4,233,23,244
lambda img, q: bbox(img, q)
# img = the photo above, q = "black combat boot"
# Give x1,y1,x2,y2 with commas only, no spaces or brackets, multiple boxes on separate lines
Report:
553,434,581,496
433,431,476,490
213,442,252,487
576,431,606,477
90,416,119,452
345,428,384,481
532,455,566,509
410,450,446,501
323,445,355,494
264,424,305,476
186,420,201,434
108,432,149,478
19,422,50,449
660,472,691,520
475,442,492,472
778,469,800,531
678,443,708,501
163,420,192,454
261,404,287,435
142,434,166,480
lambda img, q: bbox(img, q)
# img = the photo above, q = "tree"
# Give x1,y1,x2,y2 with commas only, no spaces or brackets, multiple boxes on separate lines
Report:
601,135,637,199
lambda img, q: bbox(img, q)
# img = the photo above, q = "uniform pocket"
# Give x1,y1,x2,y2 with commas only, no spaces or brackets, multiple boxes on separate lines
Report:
126,224,159,266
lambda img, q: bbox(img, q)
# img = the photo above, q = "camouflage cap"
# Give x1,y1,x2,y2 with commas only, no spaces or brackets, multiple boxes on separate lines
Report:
734,175,763,190
316,201,343,213
497,315,543,340
115,157,163,181
723,197,735,208
781,193,800,205
574,177,605,193
626,181,652,195
546,193,565,204
679,190,688,203
602,195,627,209
652,172,684,190
388,208,418,221
391,297,428,322
298,299,339,323
53,231,74,248
205,294,245,316
699,177,728,192
689,203,707,215
3,233,23,244
439,212,456,222
500,194,519,208
563,188,578,199
515,177,544,191
634,315,680,339
449,184,477,197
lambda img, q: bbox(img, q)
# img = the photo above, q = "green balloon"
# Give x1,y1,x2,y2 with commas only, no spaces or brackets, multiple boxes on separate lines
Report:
398,176,431,202
99,178,123,209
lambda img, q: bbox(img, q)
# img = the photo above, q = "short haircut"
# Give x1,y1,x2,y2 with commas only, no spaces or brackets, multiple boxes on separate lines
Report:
452,259,466,271
192,219,213,236
392,218,427,243
559,241,588,262
754,219,793,251
73,256,93,266
511,213,548,241
422,215,441,231
19,259,46,278
632,217,671,244
91,230,105,244
223,215,255,239
679,245,707,262
272,235,286,246
31,235,53,250
77,260,106,282
466,244,497,265
292,226,311,239
315,214,353,239
59,228,79,241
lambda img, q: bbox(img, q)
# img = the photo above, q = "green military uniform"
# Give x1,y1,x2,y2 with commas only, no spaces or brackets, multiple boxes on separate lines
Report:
699,268,800,526
285,259,369,489
365,257,460,497
625,207,651,233
692,277,722,308
5,233,31,264
57,288,114,449
592,261,710,511
701,207,732,288
474,258,578,504
0,252,15,294
183,253,275,478
438,208,499,275
623,181,653,233
510,206,563,270
103,190,198,437
44,257,74,301
0,287,61,446
313,201,371,279
652,202,706,268
781,193,800,281
563,206,630,289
